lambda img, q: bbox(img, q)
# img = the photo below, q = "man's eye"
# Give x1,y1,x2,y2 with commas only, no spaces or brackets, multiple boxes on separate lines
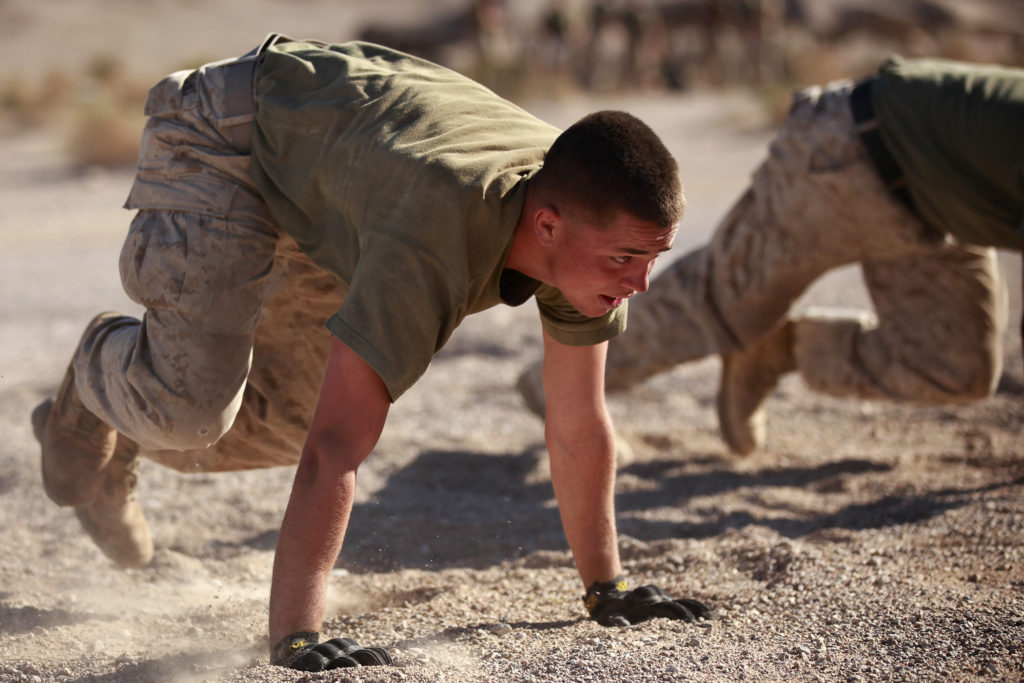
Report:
612,255,631,264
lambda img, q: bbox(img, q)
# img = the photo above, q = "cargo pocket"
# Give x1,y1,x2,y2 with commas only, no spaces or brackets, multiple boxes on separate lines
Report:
120,209,227,317
129,70,198,186
126,68,242,218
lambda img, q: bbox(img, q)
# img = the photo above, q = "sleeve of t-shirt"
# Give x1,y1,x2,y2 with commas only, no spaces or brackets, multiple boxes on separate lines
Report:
324,236,464,402
534,284,627,346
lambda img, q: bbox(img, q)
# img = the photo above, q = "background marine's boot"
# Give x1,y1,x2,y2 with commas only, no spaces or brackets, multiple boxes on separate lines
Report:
717,321,796,455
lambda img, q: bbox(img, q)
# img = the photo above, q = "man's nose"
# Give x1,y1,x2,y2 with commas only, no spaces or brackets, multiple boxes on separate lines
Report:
622,261,652,294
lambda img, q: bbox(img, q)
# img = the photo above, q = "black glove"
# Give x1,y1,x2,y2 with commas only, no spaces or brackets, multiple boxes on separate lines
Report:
584,577,713,627
270,631,393,671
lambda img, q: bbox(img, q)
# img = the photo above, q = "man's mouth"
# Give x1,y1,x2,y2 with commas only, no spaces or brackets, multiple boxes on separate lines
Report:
600,294,632,309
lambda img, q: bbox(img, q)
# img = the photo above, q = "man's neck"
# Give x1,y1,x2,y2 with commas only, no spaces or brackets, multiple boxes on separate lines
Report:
504,184,551,284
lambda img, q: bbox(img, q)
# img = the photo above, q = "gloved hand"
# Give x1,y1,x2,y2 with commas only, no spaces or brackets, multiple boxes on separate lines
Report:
584,577,712,627
270,631,393,671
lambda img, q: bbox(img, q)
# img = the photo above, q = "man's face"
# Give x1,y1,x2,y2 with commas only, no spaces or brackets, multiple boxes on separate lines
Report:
547,211,676,318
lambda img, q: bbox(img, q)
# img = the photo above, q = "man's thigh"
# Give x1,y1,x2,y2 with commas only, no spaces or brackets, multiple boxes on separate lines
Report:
142,234,346,472
91,49,282,452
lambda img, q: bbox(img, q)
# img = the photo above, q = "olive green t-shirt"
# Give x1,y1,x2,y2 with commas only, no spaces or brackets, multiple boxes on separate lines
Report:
250,39,625,400
870,56,1024,249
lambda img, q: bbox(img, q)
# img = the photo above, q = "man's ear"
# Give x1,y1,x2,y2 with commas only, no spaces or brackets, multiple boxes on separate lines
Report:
534,205,561,246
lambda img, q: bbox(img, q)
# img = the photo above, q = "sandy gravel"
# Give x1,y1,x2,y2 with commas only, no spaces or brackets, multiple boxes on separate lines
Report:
1,1,1022,681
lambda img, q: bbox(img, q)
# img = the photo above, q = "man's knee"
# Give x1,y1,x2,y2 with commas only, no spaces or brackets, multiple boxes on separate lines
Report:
116,379,246,452
939,352,1001,404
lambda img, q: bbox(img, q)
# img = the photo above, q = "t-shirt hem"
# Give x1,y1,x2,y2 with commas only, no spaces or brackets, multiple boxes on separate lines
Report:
324,315,407,402
540,316,627,347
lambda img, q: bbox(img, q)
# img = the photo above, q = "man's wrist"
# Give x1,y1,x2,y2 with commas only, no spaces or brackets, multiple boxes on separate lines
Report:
583,576,629,615
270,631,320,666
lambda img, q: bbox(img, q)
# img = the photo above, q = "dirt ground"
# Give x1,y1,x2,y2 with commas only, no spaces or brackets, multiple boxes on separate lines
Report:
1,1,1022,681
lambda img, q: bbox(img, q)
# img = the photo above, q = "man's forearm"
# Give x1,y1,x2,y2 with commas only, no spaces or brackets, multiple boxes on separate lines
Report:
268,338,391,649
269,454,357,645
547,420,622,588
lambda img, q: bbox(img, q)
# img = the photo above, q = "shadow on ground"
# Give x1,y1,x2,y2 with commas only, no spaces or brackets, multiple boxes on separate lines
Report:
220,447,1016,573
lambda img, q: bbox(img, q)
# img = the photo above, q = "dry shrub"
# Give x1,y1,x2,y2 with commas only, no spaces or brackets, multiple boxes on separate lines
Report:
61,54,149,168
938,30,1024,69
1,70,78,127
754,37,891,127
754,27,1024,129
751,44,849,127
0,78,35,122
67,99,145,168
2,52,148,167
61,52,219,167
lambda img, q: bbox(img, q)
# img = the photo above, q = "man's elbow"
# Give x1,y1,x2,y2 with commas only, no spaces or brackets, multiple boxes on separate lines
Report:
300,427,376,479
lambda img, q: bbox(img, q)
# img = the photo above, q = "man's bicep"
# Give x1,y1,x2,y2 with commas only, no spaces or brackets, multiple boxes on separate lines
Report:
306,338,391,462
540,327,608,417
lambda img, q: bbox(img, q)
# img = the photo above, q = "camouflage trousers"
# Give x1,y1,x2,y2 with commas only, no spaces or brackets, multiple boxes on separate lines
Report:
72,49,344,472
607,80,1007,403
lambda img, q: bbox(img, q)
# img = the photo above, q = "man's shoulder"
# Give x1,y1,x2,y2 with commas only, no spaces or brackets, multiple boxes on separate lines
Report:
255,37,559,147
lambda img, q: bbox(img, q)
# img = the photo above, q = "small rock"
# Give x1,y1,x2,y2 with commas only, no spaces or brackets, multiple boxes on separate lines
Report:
486,623,512,636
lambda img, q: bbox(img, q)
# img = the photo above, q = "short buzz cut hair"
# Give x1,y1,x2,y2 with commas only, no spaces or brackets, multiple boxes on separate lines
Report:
533,110,684,229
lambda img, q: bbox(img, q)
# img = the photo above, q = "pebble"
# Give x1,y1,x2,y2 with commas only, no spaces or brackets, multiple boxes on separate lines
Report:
486,623,512,636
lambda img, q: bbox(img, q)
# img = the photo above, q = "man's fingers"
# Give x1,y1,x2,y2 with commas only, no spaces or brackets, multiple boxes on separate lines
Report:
625,585,670,605
596,610,631,627
350,646,394,666
290,647,334,671
270,632,393,671
365,646,395,665
595,590,713,626
324,655,361,670
309,642,361,670
320,637,393,666
327,637,361,651
675,597,713,620
649,599,697,621
585,580,713,629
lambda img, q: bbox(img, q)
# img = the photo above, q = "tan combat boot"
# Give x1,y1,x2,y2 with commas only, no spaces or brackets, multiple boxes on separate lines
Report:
32,311,154,568
31,312,126,507
75,436,154,569
717,321,796,456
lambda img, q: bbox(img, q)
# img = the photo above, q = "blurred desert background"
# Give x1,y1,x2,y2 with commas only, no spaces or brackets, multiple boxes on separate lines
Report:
1,1,1022,681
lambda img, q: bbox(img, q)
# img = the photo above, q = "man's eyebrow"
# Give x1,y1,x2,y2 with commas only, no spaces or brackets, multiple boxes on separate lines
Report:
622,244,674,255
